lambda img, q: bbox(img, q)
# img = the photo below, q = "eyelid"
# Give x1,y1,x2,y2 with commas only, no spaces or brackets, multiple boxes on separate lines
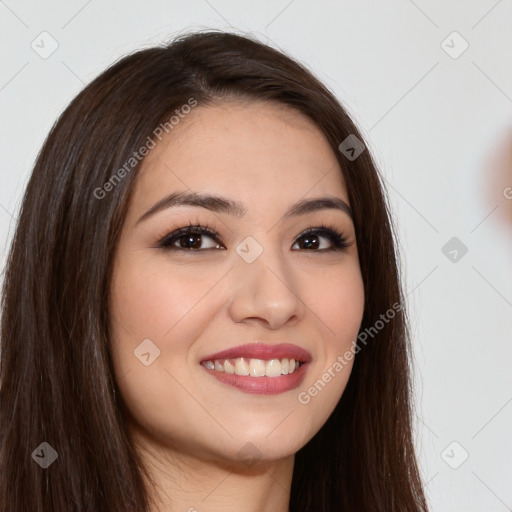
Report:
156,220,352,253
156,222,221,248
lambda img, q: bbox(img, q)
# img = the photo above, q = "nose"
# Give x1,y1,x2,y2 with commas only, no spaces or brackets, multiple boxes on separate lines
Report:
227,242,306,330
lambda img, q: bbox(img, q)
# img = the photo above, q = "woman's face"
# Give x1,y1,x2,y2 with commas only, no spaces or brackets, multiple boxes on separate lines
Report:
109,100,365,465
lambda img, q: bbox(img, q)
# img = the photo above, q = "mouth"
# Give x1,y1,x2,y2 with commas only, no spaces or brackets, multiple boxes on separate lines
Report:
200,343,311,395
202,356,306,375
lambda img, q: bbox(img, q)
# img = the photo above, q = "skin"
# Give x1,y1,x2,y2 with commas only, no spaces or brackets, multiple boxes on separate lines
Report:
109,100,365,512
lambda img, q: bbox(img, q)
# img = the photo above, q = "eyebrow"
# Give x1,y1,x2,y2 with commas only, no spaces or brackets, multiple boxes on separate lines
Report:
136,191,353,224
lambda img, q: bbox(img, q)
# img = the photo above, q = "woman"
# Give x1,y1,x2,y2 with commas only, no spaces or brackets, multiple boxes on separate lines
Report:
0,30,429,511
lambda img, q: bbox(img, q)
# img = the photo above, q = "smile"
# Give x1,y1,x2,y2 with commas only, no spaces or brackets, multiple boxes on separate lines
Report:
200,343,311,395
201,357,304,377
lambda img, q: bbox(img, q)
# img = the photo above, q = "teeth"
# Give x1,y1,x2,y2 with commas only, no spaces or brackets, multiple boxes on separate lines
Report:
249,358,266,377
224,359,235,374
202,357,303,377
265,359,281,377
234,357,250,376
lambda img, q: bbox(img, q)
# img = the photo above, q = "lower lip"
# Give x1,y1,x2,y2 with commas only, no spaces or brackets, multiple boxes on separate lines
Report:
202,363,309,395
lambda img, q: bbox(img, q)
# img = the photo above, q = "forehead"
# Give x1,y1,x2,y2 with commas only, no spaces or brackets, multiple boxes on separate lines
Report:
131,101,350,218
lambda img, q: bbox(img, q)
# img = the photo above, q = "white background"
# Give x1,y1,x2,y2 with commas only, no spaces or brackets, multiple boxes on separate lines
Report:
1,1,511,511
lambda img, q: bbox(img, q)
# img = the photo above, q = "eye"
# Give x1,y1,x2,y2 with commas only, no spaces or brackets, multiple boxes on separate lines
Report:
158,223,223,251
292,225,351,251
157,222,351,252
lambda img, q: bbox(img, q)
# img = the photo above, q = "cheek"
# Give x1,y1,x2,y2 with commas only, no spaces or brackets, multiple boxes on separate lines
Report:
306,260,365,350
110,255,224,341
108,255,231,398
295,262,364,429
110,265,181,340
108,257,228,448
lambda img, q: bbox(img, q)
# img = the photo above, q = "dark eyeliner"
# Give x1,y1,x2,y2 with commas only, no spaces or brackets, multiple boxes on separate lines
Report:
157,222,221,250
296,223,351,250
157,222,351,252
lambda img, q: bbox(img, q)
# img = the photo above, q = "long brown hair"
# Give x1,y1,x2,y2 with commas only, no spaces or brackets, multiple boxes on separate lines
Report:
0,29,429,511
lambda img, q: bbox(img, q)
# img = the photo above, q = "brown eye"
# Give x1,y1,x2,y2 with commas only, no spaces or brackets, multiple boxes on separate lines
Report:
159,225,223,251
157,223,350,253
292,227,350,251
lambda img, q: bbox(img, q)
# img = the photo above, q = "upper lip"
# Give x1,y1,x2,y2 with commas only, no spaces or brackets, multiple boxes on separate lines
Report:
201,342,312,363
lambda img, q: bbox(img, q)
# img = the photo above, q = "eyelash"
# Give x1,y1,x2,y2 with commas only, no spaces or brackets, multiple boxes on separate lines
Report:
156,221,351,253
